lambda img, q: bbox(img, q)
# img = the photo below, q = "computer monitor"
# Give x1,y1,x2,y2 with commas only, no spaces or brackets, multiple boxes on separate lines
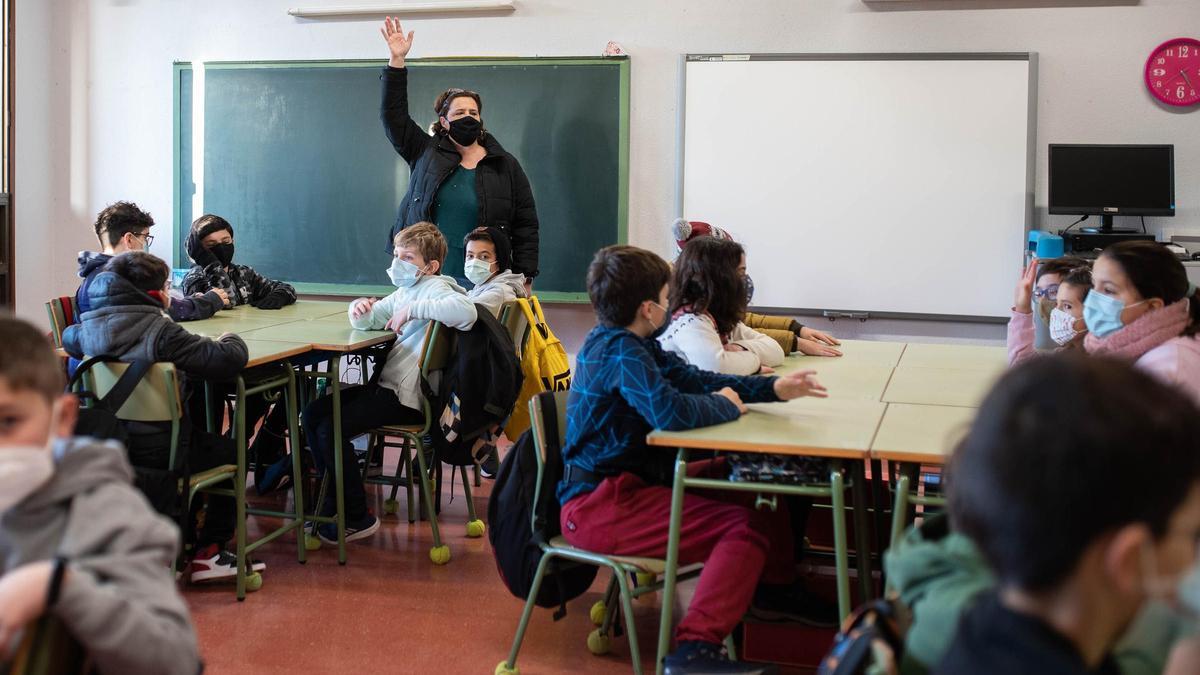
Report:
1048,144,1175,233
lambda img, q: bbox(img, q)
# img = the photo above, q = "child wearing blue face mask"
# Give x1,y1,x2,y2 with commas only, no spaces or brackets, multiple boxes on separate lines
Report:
0,317,199,674
1081,241,1200,407
462,226,528,318
301,222,476,543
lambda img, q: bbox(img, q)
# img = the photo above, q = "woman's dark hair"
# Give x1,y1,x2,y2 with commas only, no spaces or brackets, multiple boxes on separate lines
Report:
429,88,485,137
105,251,170,292
587,246,671,327
949,354,1200,592
1101,240,1200,336
669,237,747,337
94,201,154,248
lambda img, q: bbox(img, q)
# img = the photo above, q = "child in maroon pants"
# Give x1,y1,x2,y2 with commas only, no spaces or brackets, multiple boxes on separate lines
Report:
559,245,833,674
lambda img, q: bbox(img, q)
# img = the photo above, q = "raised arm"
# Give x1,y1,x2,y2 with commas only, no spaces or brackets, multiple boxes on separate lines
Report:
379,18,432,164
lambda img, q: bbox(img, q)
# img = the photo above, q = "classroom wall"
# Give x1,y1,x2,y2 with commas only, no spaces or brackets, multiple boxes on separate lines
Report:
14,0,1200,349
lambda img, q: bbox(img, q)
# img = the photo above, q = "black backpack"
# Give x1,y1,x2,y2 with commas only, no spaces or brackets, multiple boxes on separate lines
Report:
423,306,524,467
818,598,906,675
488,393,598,619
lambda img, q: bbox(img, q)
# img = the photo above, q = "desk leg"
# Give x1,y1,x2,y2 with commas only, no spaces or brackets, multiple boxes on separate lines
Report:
235,377,249,601
331,360,347,565
830,464,850,621
655,448,689,675
869,458,890,591
850,460,874,604
286,366,307,564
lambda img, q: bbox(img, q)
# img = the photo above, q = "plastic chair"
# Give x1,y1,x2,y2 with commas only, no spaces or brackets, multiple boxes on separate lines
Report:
496,391,711,675
43,296,78,348
352,321,482,564
78,360,259,596
499,300,531,359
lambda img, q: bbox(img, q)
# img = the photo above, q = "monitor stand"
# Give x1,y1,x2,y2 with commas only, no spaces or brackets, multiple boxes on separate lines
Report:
1080,214,1138,234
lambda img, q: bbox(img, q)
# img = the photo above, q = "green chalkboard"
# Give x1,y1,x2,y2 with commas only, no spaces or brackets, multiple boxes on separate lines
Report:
173,58,630,300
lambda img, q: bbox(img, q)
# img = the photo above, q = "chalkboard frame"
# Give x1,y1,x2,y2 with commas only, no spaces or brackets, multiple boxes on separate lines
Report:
172,56,631,301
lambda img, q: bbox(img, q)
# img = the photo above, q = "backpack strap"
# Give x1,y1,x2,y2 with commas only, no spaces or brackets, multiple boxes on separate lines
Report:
68,356,153,413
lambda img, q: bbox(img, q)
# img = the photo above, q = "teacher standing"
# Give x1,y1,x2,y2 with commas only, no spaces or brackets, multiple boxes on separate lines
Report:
379,18,540,286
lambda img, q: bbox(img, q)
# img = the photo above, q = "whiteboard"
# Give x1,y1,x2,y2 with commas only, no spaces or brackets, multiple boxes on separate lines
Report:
680,54,1036,320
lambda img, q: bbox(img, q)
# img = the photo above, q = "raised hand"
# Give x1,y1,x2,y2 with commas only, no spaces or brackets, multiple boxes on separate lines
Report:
1014,257,1038,313
380,17,415,68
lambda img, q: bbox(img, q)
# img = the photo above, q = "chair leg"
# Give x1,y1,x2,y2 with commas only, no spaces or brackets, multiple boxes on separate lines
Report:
286,368,306,565
611,563,643,675
499,552,555,673
234,378,252,601
412,436,448,564
404,444,415,524
890,474,911,551
460,465,485,538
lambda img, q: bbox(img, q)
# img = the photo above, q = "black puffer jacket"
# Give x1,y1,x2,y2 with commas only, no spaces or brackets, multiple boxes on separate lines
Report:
181,230,296,309
62,272,248,382
380,66,540,279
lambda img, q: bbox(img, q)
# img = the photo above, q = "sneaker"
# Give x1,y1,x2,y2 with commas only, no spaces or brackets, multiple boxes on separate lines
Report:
189,544,266,583
480,449,500,479
663,641,778,675
316,513,380,545
255,455,294,496
747,581,840,628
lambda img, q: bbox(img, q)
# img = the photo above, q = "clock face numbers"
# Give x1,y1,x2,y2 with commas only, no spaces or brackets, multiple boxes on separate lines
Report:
1146,38,1200,107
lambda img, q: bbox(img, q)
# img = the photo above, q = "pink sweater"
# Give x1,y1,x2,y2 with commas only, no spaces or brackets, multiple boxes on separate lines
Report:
1133,336,1200,407
1006,309,1037,366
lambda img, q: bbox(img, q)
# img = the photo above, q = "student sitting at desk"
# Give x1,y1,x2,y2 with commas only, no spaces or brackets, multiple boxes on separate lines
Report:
659,236,784,376
938,355,1200,675
62,252,261,583
670,218,841,357
182,214,296,310
463,226,528,318
302,222,477,544
1008,260,1092,365
560,245,833,674
77,202,228,322
0,317,201,675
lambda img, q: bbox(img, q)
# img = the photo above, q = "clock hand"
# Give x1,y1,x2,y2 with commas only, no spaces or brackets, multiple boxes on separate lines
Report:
1182,69,1196,89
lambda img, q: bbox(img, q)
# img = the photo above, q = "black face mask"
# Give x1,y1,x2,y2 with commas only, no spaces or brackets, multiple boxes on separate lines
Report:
210,242,235,266
447,116,482,146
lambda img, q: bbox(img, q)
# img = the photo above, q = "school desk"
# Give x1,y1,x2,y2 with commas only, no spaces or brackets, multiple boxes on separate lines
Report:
647,397,885,672
896,342,1008,370
217,300,348,321
882,365,1004,407
774,359,895,402
789,338,907,368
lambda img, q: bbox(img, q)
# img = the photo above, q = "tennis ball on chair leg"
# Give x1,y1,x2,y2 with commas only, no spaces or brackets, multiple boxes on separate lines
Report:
383,498,399,515
589,601,607,626
466,519,486,538
587,629,611,655
244,572,263,592
494,661,519,675
304,533,322,551
430,545,451,565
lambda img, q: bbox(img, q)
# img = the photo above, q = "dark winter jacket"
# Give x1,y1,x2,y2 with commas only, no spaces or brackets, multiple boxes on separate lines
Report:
380,66,540,279
181,232,296,309
76,251,223,322
62,271,248,383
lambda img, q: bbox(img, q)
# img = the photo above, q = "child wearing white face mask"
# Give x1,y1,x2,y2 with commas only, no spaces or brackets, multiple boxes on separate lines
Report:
462,226,528,318
302,222,476,544
0,317,200,674
1009,261,1093,365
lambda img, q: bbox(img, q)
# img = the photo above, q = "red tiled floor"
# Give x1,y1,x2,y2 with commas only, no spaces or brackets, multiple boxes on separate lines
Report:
188,467,830,674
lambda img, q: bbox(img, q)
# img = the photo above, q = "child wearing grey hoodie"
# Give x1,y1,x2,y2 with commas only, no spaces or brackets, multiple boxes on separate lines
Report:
0,317,200,675
463,226,528,318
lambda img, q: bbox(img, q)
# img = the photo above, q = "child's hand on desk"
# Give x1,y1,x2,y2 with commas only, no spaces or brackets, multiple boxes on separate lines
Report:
797,337,843,357
210,288,231,308
774,370,828,400
385,306,412,333
758,365,776,375
1014,257,1038,313
351,297,377,319
800,326,840,347
713,387,748,414
0,560,55,657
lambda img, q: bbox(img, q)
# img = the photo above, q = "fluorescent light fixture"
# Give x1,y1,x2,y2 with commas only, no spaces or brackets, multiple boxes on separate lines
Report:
288,1,515,17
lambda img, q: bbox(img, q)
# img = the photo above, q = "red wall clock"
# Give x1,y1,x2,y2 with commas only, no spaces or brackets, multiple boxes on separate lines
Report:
1145,37,1200,107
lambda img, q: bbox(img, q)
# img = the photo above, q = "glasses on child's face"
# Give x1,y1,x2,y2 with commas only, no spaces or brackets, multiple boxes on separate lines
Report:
133,232,155,248
1033,284,1060,301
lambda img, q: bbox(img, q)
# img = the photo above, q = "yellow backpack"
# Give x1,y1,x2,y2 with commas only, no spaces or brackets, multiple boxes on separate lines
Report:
505,297,572,438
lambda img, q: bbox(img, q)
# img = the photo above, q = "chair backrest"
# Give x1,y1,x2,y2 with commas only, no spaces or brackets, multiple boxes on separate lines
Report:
499,300,530,359
44,297,73,348
527,390,569,531
417,320,455,378
7,616,91,675
85,361,183,423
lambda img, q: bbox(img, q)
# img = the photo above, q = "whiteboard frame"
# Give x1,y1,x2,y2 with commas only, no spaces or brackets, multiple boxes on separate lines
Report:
676,52,1038,323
